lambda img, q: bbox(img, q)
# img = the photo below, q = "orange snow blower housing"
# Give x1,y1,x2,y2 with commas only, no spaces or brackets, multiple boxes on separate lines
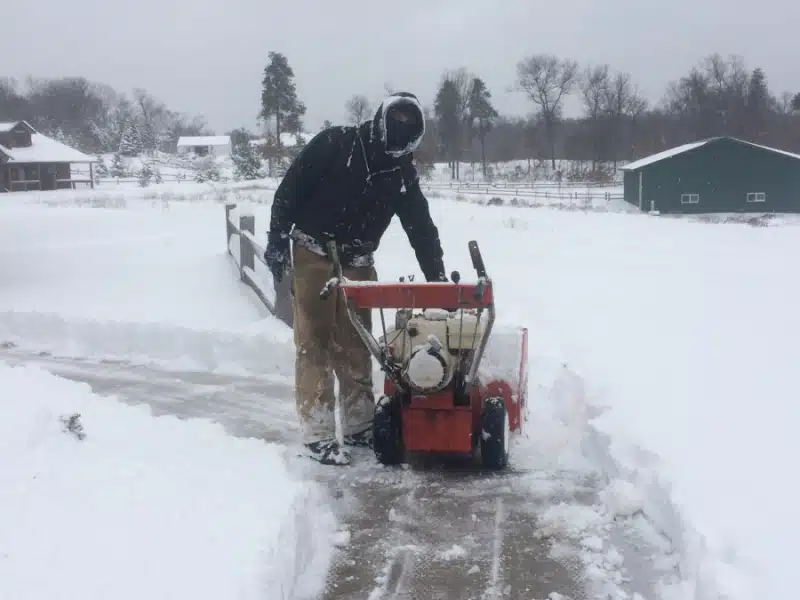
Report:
321,240,528,469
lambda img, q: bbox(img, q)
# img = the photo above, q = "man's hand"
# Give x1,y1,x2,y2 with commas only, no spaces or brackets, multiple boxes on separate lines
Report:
264,232,290,283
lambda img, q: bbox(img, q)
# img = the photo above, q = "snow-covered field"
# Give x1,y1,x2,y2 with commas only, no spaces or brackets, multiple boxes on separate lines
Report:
1,182,797,599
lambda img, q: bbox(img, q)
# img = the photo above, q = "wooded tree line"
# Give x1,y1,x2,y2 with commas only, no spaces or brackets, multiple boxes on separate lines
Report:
4,51,798,178
254,50,799,181
418,53,799,179
0,76,212,154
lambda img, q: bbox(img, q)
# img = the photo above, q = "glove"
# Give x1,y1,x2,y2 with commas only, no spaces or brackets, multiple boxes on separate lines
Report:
264,232,290,283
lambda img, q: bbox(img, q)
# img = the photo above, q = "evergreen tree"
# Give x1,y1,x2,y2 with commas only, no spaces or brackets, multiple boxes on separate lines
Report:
259,52,307,150
321,119,333,130
138,162,153,187
792,93,800,112
232,142,265,180
434,78,462,179
141,120,157,153
119,121,143,156
194,156,221,182
109,152,126,178
466,77,499,179
95,154,108,177
228,127,252,152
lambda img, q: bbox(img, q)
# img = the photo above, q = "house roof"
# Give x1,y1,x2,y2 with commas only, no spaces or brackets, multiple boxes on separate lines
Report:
0,120,36,134
177,135,230,147
0,121,95,163
621,136,800,171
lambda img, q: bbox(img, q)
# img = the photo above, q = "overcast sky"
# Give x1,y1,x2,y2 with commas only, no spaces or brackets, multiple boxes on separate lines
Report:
4,0,796,134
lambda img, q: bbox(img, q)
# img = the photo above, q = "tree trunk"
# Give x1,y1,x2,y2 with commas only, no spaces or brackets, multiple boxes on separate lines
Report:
480,132,487,179
546,119,557,170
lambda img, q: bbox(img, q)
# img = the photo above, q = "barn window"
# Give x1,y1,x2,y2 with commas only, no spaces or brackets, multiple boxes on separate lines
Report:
680,193,699,204
746,192,766,203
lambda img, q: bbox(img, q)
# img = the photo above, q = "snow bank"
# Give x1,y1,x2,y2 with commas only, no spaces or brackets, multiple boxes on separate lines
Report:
0,311,293,376
0,361,336,600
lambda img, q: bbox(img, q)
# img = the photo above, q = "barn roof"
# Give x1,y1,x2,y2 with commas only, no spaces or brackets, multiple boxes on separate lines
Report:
0,120,36,133
621,137,800,171
177,135,231,147
0,121,95,163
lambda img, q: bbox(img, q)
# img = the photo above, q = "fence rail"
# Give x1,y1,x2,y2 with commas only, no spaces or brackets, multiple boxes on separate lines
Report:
422,183,623,202
224,203,293,327
422,180,621,190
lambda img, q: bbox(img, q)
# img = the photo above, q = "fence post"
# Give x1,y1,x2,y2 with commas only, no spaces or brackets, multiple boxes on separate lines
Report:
239,214,255,282
225,203,235,255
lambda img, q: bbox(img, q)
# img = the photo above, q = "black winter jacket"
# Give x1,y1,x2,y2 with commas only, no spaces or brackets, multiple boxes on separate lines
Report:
268,96,446,282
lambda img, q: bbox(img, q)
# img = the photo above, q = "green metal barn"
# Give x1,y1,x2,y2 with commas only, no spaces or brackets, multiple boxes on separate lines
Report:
621,136,800,214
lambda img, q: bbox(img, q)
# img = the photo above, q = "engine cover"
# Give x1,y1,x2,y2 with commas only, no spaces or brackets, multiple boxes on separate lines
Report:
403,336,451,393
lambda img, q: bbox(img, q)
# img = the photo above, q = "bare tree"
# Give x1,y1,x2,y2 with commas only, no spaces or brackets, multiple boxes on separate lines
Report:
580,65,610,170
436,68,476,178
773,91,795,115
604,71,647,166
345,94,372,124
516,54,579,168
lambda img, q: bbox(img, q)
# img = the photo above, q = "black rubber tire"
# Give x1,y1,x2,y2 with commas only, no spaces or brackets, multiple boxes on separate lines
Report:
480,396,509,470
373,394,404,465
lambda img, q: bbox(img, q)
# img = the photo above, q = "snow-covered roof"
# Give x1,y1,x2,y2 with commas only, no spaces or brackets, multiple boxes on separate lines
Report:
177,136,230,147
0,132,95,163
622,136,800,171
0,120,35,133
621,140,709,171
736,138,800,161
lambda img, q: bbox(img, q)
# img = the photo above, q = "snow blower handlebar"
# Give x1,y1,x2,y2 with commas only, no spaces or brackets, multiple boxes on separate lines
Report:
319,240,495,393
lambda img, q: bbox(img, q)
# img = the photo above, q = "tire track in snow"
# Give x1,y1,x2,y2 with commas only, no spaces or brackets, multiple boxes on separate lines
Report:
1,346,672,599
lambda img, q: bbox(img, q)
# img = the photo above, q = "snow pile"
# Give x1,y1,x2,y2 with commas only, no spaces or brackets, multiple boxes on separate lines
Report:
0,361,336,599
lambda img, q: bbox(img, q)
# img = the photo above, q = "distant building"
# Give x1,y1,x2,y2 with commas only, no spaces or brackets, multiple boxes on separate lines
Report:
0,120,96,192
621,136,800,214
177,135,232,158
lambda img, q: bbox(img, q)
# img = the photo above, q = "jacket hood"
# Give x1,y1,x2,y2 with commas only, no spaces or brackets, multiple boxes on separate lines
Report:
371,92,425,158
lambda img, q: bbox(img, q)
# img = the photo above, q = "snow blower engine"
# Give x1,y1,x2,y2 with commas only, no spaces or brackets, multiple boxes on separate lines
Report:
320,240,528,470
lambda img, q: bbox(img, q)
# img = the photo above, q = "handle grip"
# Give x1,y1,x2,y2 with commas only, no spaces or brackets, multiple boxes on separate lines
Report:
468,240,486,278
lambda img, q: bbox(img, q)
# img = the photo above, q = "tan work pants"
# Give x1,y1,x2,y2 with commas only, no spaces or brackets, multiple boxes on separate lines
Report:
291,243,376,443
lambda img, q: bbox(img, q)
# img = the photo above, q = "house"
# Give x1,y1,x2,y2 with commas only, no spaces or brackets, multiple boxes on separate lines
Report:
0,121,97,192
621,136,800,214
176,135,231,158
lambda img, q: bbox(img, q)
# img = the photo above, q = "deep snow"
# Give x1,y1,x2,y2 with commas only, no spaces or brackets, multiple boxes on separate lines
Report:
1,182,798,599
0,361,336,600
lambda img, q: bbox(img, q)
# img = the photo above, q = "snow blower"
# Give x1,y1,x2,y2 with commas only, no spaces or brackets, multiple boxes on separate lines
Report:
320,240,528,469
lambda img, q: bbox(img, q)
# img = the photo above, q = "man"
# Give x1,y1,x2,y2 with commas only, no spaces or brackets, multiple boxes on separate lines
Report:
264,92,447,466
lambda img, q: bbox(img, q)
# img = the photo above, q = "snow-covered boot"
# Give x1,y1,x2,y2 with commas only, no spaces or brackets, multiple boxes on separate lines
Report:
343,427,373,448
305,439,351,466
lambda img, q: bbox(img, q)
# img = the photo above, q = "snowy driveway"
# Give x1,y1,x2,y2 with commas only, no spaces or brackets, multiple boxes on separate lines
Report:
1,344,668,599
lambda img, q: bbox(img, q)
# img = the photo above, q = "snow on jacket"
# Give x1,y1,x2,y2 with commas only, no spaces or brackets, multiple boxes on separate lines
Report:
268,92,447,282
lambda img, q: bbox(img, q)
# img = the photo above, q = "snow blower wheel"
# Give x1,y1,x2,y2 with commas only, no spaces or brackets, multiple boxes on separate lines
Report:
373,394,404,465
480,396,510,470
